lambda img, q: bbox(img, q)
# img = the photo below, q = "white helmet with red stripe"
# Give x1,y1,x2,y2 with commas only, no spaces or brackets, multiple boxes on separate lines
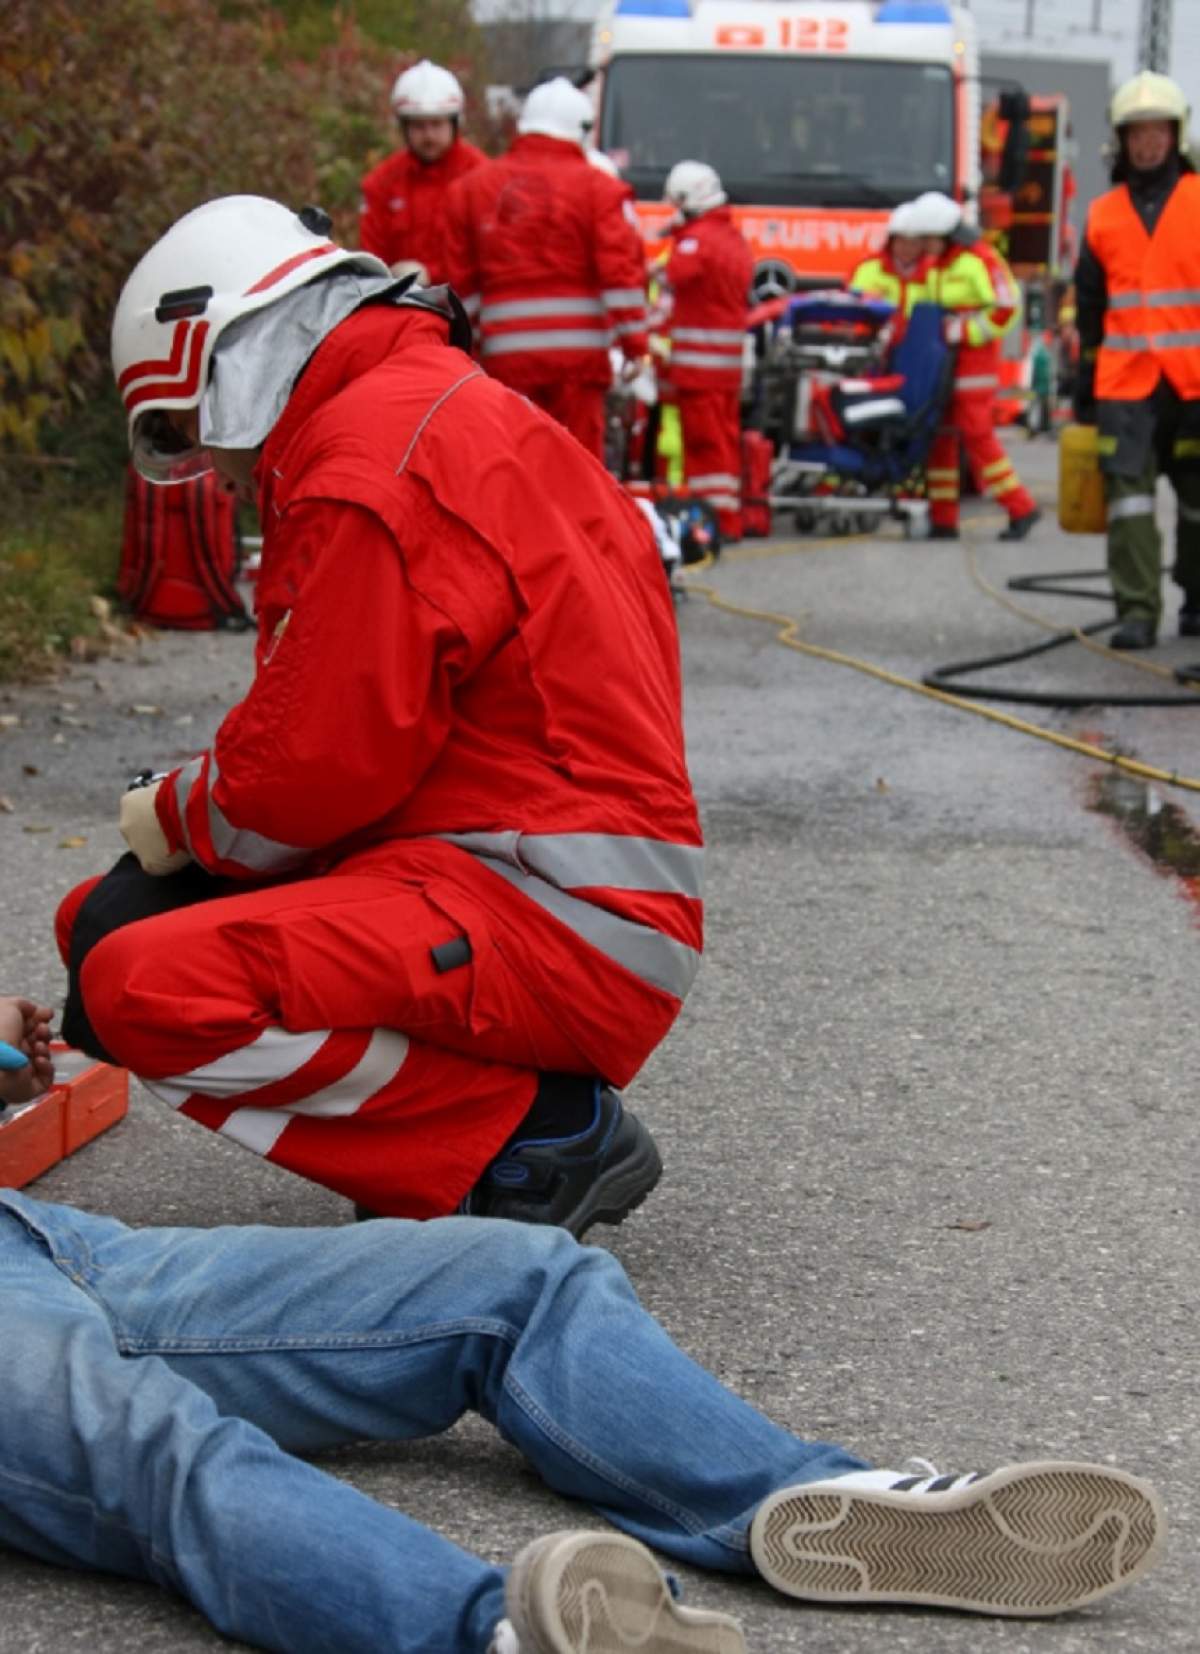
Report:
390,59,465,120
112,195,387,479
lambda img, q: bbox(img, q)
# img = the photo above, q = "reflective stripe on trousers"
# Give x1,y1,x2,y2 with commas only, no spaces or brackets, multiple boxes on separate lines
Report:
437,829,703,1001
1107,494,1156,522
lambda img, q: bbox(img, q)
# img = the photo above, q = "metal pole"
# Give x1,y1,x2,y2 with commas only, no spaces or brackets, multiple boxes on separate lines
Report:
1025,0,1036,38
1137,0,1173,73
1091,0,1102,29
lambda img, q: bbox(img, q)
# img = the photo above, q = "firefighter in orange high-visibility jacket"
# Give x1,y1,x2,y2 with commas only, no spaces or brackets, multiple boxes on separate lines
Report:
656,161,753,540
358,61,486,286
442,78,648,461
911,192,1041,542
1073,71,1200,651
58,196,700,1234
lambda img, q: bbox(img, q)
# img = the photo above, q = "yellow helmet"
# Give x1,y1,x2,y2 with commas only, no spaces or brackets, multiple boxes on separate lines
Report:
1110,70,1189,130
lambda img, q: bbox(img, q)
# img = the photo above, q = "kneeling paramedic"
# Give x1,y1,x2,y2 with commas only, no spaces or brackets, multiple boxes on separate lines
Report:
61,195,702,1229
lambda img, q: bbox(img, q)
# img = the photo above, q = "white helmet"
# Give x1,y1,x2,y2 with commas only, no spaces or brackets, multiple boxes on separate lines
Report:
112,195,387,481
664,160,727,217
907,190,963,236
391,60,464,120
517,77,595,145
886,201,920,237
1111,70,1188,130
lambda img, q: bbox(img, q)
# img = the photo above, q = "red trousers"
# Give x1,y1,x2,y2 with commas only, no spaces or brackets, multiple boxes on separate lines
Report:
524,380,607,461
56,841,678,1218
677,387,743,540
927,393,1037,530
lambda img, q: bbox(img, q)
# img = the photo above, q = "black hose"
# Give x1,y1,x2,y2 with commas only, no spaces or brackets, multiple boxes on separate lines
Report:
923,567,1200,707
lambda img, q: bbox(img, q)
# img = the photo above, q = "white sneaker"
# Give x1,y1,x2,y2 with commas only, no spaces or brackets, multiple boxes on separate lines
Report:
502,1530,746,1653
750,1458,1166,1617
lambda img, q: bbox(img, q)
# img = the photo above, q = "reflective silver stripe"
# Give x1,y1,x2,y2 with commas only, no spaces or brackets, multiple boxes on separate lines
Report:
1179,500,1200,523
476,858,699,998
672,349,743,370
482,330,611,354
437,829,704,900
672,326,745,345
612,318,647,336
1108,494,1156,521
482,296,605,322
694,493,740,510
686,473,739,491
217,1030,411,1158
460,293,481,318
147,1027,331,1111
172,755,205,855
1106,329,1200,350
1110,289,1200,310
954,374,999,390
207,754,308,873
602,287,646,309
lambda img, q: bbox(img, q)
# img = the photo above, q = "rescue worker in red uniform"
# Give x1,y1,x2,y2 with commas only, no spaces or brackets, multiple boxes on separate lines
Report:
358,60,486,286
61,195,701,1231
657,162,753,540
442,78,648,460
911,192,1041,542
1073,72,1200,650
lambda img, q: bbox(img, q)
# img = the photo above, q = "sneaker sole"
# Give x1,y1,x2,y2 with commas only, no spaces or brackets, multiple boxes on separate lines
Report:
749,1461,1165,1617
566,1116,663,1240
512,1531,746,1654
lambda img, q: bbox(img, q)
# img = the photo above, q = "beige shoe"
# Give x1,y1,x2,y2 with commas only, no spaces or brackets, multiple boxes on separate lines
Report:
501,1530,746,1653
750,1458,1165,1617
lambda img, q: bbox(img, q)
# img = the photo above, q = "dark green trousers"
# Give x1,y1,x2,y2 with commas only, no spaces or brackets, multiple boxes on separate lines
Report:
1100,383,1200,623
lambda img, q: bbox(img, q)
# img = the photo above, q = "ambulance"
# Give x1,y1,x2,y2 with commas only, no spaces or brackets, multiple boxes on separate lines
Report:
588,0,982,299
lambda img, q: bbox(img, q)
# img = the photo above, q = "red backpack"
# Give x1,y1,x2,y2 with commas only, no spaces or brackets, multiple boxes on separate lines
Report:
740,430,773,539
119,465,250,630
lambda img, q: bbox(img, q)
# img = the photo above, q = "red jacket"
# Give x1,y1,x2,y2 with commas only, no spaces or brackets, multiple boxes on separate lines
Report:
443,133,648,388
155,303,701,1081
661,207,753,392
359,138,487,283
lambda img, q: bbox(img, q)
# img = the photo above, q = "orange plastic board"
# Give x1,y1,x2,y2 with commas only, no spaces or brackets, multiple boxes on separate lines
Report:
0,1044,129,1189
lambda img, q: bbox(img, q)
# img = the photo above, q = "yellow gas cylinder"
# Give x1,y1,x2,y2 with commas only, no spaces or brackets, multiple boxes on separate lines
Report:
1058,422,1108,534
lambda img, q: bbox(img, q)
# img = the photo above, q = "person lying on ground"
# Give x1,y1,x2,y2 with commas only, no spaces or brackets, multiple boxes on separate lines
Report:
59,194,702,1234
0,999,1166,1653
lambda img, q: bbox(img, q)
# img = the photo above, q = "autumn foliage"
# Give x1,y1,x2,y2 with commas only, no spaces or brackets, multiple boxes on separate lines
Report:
1,0,483,454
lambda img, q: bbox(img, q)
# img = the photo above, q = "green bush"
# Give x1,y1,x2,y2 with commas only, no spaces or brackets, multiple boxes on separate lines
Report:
0,0,485,679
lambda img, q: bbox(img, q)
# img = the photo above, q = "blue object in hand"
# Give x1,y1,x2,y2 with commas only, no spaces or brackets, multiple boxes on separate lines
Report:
0,1039,29,1071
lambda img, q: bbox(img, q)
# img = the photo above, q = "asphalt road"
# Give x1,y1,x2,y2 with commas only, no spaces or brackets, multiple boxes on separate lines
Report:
1,434,1198,1651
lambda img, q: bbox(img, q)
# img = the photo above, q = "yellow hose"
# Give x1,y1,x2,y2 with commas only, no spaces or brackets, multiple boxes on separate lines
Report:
681,531,1200,795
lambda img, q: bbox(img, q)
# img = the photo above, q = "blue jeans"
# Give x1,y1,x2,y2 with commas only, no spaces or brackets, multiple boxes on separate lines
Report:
0,1192,865,1653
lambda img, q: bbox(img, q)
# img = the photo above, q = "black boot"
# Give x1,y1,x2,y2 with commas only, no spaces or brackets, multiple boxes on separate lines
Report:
1110,617,1158,650
458,1083,662,1239
1179,598,1200,638
998,507,1041,542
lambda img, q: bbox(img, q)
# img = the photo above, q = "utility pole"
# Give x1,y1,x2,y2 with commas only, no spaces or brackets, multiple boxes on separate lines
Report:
1137,0,1173,74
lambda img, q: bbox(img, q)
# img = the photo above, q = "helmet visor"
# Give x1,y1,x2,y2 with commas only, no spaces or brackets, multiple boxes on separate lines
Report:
130,408,214,486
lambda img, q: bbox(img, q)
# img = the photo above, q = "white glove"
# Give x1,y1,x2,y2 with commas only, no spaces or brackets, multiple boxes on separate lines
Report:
943,315,965,346
120,781,192,876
